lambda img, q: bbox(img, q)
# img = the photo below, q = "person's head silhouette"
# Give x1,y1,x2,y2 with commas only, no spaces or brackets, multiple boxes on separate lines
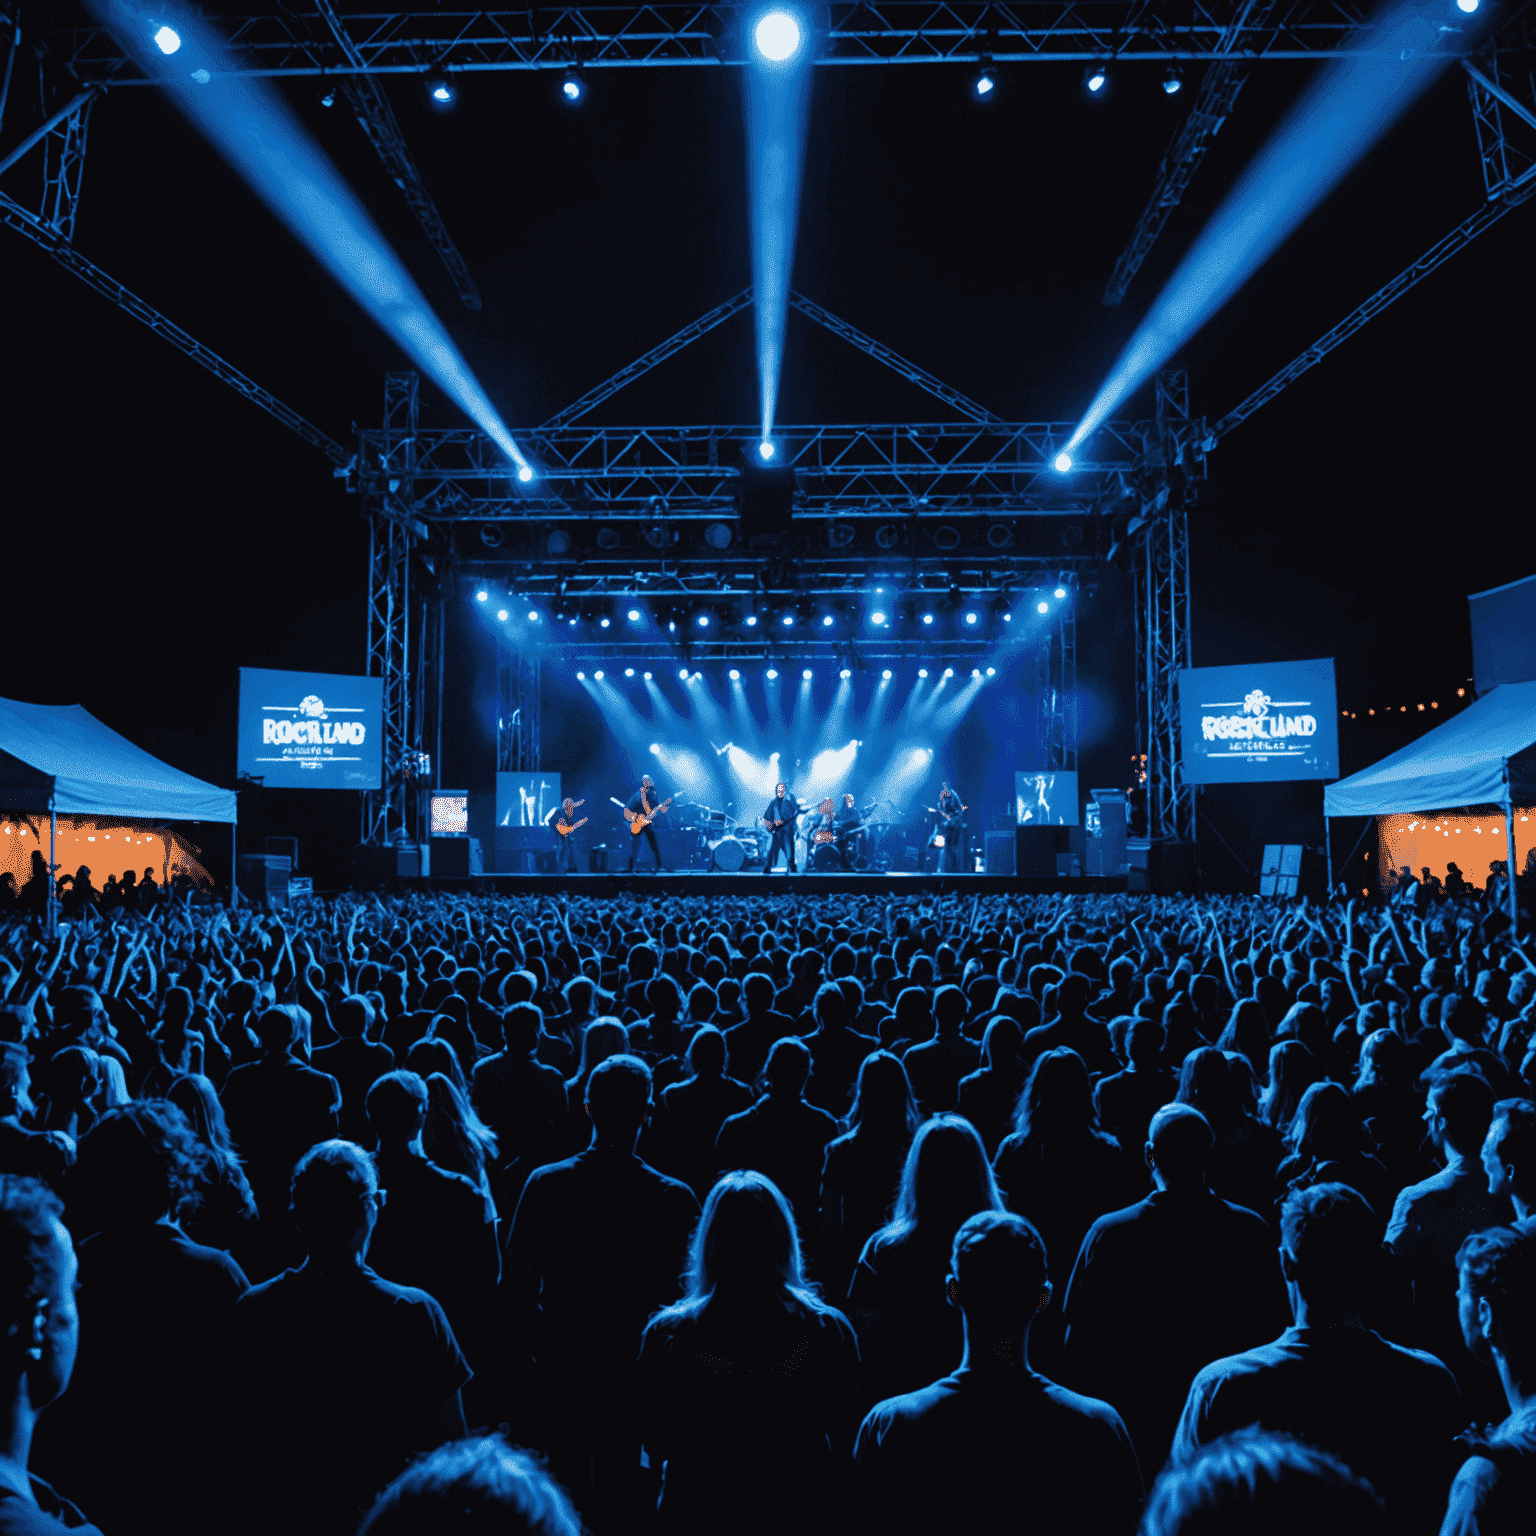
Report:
1278,1182,1379,1327
680,1169,814,1307
367,1071,429,1152
1481,1098,1536,1221
584,1053,653,1150
1145,1102,1213,1192
1456,1223,1536,1414
944,1208,1051,1370
762,1036,811,1101
289,1139,381,1270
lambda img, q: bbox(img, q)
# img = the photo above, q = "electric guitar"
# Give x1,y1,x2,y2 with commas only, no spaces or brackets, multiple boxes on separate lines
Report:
624,798,672,834
555,817,588,836
938,800,969,826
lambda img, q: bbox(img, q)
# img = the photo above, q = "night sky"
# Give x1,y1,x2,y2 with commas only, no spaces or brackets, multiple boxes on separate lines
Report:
5,20,1531,885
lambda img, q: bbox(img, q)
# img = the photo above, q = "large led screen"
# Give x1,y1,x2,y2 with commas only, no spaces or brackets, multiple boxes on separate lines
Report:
237,668,383,789
1180,658,1339,784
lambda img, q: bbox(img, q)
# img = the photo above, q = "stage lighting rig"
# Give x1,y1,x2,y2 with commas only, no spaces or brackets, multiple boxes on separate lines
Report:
561,69,586,103
1084,63,1108,95
972,62,997,100
754,10,803,62
1162,66,1183,95
425,68,456,107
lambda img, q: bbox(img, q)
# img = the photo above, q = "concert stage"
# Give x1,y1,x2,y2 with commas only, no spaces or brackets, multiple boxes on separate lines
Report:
401,872,1129,897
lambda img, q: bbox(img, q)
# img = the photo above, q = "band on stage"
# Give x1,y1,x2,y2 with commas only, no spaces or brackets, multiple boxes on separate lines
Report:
546,771,975,874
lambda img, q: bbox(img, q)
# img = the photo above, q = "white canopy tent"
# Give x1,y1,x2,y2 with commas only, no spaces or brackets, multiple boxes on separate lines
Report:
1324,681,1536,926
0,697,237,924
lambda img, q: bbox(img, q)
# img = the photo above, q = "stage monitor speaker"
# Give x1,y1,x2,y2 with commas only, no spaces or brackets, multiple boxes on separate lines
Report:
430,837,483,878
238,854,290,907
1016,826,1066,878
985,831,1016,875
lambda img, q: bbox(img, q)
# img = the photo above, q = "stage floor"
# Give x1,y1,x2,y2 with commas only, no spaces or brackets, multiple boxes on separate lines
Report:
402,872,1129,896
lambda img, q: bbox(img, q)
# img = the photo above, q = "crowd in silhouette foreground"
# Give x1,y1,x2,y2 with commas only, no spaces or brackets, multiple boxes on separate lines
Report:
1,883,1534,1535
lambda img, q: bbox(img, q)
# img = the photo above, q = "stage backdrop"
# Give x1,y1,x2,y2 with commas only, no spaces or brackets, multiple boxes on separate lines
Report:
1180,658,1339,784
496,772,563,828
237,668,383,789
1015,771,1079,825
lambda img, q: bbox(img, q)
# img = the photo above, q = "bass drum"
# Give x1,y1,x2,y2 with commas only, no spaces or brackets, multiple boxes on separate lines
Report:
811,843,842,871
709,836,747,872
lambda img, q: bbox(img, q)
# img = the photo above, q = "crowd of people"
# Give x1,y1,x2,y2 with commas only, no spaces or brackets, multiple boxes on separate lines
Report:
1,881,1534,1535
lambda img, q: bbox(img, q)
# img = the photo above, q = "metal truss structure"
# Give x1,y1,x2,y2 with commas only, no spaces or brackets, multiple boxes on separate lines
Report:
47,4,1410,85
1035,607,1078,774
1137,370,1196,845
496,650,542,772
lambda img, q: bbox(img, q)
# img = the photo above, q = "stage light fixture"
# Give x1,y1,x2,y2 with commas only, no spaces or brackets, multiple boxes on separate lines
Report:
628,609,641,622
871,611,886,625
1162,66,1183,95
475,591,487,602
758,440,775,460
698,614,711,628
561,69,585,103
987,666,996,676
153,24,181,54
528,610,540,622
729,668,741,680
918,668,929,678
802,669,813,681
518,466,533,482
496,608,509,621
944,667,955,678
746,615,758,627
643,671,653,680
320,90,335,107
766,668,779,679
971,669,982,678
593,670,604,680
840,668,852,679
1084,63,1108,94
783,615,794,627
1055,586,1067,598
650,743,660,753
822,615,834,628
1054,452,1073,472
576,671,585,680
600,617,611,628
755,11,802,62
1004,613,1012,623
965,612,978,625
426,68,456,106
624,668,635,677
922,613,934,625
568,618,578,628
882,669,893,680
972,65,996,100
1456,0,1478,10
1037,601,1049,614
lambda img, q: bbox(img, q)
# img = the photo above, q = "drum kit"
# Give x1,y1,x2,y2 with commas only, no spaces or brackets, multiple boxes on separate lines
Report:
671,796,900,872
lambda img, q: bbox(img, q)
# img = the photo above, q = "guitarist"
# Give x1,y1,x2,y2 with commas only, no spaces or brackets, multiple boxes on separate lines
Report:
935,781,967,873
545,795,587,874
761,782,802,875
625,775,668,873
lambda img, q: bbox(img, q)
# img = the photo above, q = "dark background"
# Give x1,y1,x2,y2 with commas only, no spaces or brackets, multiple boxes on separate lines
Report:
3,20,1528,889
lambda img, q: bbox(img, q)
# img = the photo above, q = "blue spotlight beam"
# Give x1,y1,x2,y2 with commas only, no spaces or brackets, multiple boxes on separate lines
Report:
1067,1,1471,455
746,10,815,444
0,187,348,463
88,1,534,478
1209,167,1536,444
312,0,482,310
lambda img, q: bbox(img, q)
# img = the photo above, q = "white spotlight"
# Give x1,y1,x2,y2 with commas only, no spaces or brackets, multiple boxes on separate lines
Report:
965,612,978,625
649,743,661,753
1037,601,1049,614
822,615,834,627
576,670,586,680
496,609,509,621
601,617,611,628
1054,452,1073,472
628,608,641,622
881,669,892,680
678,667,690,679
840,668,852,679
1054,587,1067,599
783,614,795,627
986,666,996,676
518,465,533,482
802,669,813,681
624,668,635,677
1456,0,1478,10
944,667,955,678
729,668,741,680
871,611,886,625
698,614,711,628
593,669,604,680
972,67,996,100
758,440,776,460
643,671,653,680
766,668,779,679
754,11,802,62
746,615,759,627
527,610,540,622
475,591,488,602
971,669,982,678
153,25,182,54
561,69,585,103
922,614,934,625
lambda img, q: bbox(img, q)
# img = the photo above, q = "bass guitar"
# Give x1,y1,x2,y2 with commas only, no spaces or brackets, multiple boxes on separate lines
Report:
624,798,672,835
555,817,589,836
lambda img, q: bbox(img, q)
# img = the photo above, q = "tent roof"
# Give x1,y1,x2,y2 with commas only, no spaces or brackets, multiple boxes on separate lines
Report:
1324,681,1536,818
0,698,237,824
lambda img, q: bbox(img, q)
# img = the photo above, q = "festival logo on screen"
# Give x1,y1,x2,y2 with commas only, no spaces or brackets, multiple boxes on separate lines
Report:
258,691,369,769
1199,685,1319,758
